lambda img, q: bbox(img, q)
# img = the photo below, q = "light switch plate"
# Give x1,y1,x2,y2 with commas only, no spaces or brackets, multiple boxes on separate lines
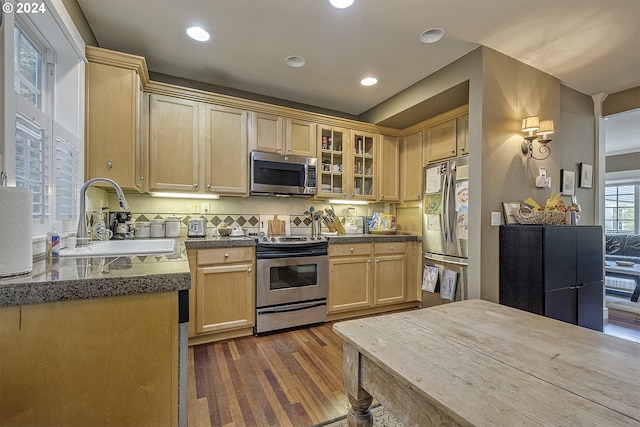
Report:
491,212,502,226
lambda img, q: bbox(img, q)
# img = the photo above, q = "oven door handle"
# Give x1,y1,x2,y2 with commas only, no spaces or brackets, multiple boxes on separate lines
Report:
258,301,326,315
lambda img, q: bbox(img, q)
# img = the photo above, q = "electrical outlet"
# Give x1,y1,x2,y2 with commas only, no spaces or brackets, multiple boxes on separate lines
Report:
192,202,199,213
491,212,502,226
202,202,210,213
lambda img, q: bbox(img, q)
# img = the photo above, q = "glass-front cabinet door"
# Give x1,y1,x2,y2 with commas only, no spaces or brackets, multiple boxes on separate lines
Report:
351,131,377,200
317,125,348,198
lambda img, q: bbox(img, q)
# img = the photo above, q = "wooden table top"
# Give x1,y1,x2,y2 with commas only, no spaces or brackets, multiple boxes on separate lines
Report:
606,261,640,276
333,300,640,426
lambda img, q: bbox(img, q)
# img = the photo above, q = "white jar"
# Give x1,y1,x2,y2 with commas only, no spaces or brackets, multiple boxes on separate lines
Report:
165,216,181,238
150,219,165,238
135,221,150,238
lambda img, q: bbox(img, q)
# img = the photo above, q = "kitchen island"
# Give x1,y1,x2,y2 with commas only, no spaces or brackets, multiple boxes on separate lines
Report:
0,243,190,427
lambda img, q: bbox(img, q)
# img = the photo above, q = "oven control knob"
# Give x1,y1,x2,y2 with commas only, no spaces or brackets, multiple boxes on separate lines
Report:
270,237,276,242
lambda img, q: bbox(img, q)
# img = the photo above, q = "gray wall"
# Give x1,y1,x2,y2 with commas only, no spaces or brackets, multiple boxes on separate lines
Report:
359,47,597,303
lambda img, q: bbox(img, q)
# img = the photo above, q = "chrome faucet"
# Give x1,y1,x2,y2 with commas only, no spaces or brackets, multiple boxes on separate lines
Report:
76,178,130,247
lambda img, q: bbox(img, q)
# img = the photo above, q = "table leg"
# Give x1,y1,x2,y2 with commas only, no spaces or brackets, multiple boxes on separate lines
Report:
347,394,373,427
343,342,374,427
631,277,640,302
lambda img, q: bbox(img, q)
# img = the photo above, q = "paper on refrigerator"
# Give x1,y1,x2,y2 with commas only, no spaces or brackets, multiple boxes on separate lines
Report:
426,166,441,193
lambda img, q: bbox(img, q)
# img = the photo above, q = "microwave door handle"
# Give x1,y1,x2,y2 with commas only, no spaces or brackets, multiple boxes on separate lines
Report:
303,164,309,188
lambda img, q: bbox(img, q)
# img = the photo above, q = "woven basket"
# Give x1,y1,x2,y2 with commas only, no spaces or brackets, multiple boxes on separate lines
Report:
514,209,566,225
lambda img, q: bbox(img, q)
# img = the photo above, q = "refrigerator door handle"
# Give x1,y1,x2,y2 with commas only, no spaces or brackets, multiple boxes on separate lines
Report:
440,171,448,243
444,170,453,242
424,252,468,266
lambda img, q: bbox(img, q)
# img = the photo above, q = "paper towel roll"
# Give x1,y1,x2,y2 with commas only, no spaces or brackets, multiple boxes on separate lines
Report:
0,187,33,277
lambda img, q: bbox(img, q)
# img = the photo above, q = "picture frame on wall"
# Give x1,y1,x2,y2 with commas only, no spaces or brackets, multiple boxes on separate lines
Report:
579,163,593,189
561,169,576,196
502,202,521,225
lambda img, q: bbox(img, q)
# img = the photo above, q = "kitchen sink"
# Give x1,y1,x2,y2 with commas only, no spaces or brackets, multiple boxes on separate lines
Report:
59,239,176,257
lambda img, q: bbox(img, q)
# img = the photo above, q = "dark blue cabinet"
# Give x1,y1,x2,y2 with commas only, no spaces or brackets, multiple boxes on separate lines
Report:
499,225,604,332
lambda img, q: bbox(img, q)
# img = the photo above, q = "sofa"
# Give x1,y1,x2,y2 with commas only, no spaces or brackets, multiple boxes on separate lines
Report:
605,233,640,264
604,233,640,300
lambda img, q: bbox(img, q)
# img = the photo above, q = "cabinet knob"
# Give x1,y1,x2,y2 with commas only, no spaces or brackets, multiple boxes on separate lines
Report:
376,259,380,263
248,268,252,273
460,147,466,152
107,160,113,171
450,149,455,153
224,253,229,258
207,184,212,190
350,248,354,252
193,183,198,189
390,246,394,250
380,195,384,199
137,176,144,181
287,148,291,152
368,260,372,263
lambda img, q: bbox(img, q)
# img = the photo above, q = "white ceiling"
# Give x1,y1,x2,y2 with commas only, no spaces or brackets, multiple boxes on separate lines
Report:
76,0,639,149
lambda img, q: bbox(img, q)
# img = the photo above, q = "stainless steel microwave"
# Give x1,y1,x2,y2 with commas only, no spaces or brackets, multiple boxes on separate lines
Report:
250,151,317,196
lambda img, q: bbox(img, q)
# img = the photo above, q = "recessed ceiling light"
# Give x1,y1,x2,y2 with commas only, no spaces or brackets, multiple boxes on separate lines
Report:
360,77,377,86
330,0,354,8
285,55,306,68
186,26,210,42
419,28,445,44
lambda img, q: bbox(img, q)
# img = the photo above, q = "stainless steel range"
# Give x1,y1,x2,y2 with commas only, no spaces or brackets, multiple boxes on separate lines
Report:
255,235,328,334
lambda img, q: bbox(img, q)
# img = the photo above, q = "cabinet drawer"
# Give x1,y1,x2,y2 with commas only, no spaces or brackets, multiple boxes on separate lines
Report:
374,242,406,255
329,243,372,257
197,247,255,265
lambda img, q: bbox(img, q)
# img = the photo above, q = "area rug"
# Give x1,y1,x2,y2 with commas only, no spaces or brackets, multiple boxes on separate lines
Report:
312,405,404,427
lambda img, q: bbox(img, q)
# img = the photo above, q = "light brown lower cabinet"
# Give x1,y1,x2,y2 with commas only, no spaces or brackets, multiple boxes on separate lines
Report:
328,241,421,320
0,292,179,426
187,247,256,345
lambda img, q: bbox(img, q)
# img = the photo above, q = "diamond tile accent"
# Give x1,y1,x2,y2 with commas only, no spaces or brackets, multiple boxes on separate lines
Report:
237,216,247,226
223,216,234,226
248,216,259,226
293,217,302,226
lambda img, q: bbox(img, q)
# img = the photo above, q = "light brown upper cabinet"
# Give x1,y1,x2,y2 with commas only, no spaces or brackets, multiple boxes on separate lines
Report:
378,135,400,202
85,46,148,191
351,131,378,201
148,92,249,197
423,113,469,164
249,112,316,157
148,94,199,192
203,103,249,196
317,125,349,199
401,130,423,202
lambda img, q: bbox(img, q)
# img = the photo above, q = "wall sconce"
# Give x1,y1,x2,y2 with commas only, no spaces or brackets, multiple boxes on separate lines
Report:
521,116,554,160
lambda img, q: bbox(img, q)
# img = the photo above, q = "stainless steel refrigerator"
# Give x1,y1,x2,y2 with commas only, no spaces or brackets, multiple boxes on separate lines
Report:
422,156,469,302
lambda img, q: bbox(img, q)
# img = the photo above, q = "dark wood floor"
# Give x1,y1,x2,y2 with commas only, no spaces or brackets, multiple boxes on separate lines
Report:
188,308,640,427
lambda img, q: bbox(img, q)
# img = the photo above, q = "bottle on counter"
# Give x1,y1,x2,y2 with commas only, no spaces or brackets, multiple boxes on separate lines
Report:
46,230,60,258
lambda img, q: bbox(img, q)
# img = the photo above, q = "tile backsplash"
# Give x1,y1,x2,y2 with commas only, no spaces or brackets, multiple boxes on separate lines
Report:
91,191,391,237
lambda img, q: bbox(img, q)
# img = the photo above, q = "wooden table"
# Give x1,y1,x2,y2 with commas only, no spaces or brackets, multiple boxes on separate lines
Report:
605,261,640,302
333,300,640,427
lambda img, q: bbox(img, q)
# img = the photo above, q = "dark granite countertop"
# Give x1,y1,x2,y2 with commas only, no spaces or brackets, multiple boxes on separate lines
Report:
325,233,421,244
183,233,420,249
0,243,190,308
0,233,420,308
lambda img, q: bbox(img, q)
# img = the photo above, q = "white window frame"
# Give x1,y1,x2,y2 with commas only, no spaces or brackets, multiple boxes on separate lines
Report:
2,0,85,237
604,183,639,234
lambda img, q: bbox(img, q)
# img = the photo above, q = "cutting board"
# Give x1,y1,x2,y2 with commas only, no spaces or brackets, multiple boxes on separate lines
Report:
259,215,290,236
